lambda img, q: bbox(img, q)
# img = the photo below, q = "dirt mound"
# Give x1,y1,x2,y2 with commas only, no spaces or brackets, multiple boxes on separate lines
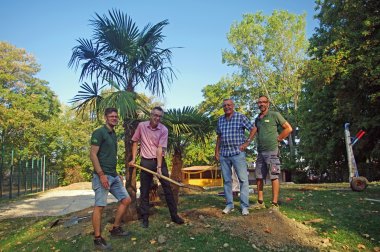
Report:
183,207,324,251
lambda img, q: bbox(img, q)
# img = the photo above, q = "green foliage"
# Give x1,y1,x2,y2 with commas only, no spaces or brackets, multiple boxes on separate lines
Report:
163,107,216,170
68,9,175,120
182,137,216,166
0,42,97,185
299,0,380,180
222,10,308,120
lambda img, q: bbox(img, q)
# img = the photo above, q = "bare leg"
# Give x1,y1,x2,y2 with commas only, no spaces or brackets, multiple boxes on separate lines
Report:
256,179,264,201
271,179,280,203
93,206,104,237
113,197,131,228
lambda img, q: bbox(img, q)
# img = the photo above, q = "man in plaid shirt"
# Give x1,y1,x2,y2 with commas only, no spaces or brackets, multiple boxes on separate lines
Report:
215,98,256,216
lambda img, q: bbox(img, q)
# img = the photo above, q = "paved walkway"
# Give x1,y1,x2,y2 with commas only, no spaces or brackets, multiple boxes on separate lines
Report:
0,182,139,219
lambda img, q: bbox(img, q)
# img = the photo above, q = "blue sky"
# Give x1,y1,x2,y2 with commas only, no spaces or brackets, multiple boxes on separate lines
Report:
1,0,318,109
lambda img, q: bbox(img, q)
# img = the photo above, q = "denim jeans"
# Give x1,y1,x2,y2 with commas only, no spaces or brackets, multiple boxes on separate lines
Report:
220,152,249,209
92,175,130,206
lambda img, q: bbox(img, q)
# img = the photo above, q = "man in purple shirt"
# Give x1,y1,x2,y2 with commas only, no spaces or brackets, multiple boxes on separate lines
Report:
129,106,184,228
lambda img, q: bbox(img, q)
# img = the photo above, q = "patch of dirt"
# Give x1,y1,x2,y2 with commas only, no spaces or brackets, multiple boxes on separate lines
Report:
43,183,327,251
183,207,325,251
50,182,92,190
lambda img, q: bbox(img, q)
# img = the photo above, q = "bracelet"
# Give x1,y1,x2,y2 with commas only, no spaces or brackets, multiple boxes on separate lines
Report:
157,166,161,169
97,171,105,176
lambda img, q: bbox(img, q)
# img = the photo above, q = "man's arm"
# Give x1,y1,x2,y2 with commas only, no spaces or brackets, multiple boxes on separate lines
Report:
240,126,257,151
128,141,138,166
277,122,293,142
156,146,164,176
90,145,109,189
215,135,221,161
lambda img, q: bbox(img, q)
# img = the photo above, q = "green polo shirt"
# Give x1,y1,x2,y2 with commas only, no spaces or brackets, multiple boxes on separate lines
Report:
90,125,118,176
256,111,287,152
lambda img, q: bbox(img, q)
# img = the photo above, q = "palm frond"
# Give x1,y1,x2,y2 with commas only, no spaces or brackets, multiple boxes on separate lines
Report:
68,38,119,83
70,82,105,118
164,106,215,143
98,91,138,120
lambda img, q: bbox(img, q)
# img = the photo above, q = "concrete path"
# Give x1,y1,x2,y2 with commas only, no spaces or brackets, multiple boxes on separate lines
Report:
0,182,139,219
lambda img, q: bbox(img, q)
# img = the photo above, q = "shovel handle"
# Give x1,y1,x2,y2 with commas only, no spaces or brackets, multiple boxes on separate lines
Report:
132,163,184,187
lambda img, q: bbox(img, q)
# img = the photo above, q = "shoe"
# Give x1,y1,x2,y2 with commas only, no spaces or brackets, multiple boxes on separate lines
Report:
252,202,266,210
109,226,130,237
242,208,249,216
171,215,184,225
94,236,112,251
141,219,149,228
270,203,280,211
222,205,234,214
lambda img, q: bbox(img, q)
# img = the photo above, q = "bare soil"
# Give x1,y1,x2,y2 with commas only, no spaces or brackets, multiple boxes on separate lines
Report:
46,183,326,251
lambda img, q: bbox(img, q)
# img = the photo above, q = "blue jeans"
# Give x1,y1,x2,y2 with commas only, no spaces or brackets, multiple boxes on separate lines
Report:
220,152,249,209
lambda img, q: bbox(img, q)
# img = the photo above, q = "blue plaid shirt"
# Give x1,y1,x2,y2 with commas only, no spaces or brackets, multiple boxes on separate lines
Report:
216,112,254,157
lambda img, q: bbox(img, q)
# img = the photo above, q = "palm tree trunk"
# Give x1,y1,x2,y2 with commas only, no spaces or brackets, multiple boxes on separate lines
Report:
170,149,183,205
123,119,139,222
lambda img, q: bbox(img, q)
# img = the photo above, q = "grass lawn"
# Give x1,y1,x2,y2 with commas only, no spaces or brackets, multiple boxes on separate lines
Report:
0,181,379,251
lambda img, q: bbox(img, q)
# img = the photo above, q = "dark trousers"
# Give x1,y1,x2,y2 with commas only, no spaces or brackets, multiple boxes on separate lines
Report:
140,157,178,220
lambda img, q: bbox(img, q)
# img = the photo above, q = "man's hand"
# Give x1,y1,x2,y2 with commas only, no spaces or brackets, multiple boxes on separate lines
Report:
239,142,250,151
99,174,110,189
156,167,162,178
128,160,135,167
214,152,220,162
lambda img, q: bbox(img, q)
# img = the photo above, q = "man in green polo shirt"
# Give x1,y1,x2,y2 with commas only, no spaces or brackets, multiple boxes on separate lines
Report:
90,108,131,250
251,95,292,210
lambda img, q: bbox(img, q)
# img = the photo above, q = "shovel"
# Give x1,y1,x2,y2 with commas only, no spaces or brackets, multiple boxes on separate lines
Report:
132,164,205,191
63,216,90,228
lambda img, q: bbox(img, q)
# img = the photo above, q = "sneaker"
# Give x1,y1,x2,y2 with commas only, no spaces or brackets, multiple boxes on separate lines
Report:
242,208,249,216
94,236,112,251
270,203,280,211
252,202,266,210
109,226,130,237
171,215,185,225
222,205,234,214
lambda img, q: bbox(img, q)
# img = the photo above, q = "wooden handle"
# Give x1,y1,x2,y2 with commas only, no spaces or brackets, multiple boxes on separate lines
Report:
132,164,205,191
133,164,184,187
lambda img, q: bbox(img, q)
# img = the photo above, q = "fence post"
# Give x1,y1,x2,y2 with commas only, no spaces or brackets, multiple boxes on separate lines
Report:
0,142,4,198
9,149,14,199
24,159,28,195
31,158,34,193
17,156,21,197
42,156,45,192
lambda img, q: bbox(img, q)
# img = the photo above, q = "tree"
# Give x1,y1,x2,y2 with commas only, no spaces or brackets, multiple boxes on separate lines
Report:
201,11,309,173
68,10,176,219
163,106,215,203
222,10,308,118
0,41,60,159
299,0,380,181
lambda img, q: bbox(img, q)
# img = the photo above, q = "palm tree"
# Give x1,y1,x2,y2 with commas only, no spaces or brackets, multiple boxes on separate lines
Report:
163,107,215,203
68,9,176,220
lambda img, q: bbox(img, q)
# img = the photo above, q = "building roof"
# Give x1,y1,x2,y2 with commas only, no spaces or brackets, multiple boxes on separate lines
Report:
181,165,219,171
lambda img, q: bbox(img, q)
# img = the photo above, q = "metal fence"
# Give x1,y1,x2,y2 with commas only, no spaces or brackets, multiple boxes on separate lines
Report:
0,150,59,199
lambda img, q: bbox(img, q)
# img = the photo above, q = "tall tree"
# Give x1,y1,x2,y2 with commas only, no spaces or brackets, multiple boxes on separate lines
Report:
222,10,308,120
299,0,380,180
0,41,60,159
202,11,309,172
68,10,176,219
